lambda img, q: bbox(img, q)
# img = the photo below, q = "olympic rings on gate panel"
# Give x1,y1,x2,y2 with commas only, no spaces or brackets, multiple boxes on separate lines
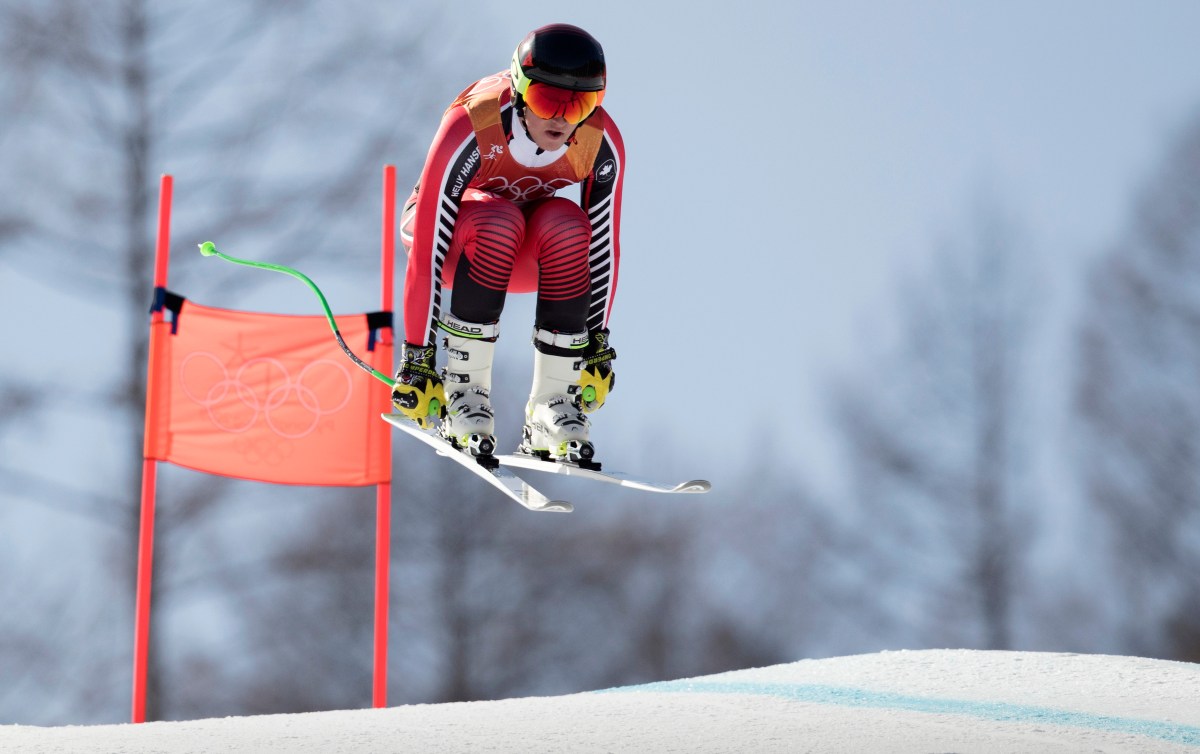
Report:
179,353,355,439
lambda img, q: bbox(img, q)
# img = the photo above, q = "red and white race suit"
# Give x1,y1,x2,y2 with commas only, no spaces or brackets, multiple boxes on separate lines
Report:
400,71,625,346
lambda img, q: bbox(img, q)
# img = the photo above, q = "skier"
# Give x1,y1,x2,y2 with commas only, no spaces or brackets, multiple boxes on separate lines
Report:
391,23,622,466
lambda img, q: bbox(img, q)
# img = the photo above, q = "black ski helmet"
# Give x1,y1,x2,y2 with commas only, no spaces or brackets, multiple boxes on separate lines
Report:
510,23,606,94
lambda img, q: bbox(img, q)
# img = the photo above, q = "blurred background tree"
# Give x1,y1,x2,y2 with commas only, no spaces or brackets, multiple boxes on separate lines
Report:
0,0,464,722
1074,107,1200,663
830,194,1040,651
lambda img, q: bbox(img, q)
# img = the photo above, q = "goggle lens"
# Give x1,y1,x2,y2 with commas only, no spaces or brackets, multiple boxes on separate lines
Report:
522,81,604,125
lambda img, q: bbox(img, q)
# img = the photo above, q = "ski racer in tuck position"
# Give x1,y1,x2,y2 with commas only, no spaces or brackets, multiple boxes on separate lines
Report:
391,23,622,467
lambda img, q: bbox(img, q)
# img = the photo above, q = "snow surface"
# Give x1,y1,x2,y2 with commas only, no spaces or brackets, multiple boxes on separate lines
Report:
3,649,1198,753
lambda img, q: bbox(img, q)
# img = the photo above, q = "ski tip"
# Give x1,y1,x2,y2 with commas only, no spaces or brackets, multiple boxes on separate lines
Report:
675,480,712,493
542,501,574,513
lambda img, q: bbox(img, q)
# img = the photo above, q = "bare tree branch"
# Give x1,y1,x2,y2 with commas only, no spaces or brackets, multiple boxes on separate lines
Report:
829,192,1041,651
1073,106,1200,660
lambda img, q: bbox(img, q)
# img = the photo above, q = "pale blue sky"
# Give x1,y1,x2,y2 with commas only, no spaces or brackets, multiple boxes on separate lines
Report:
3,3,1198,488
462,2,1200,483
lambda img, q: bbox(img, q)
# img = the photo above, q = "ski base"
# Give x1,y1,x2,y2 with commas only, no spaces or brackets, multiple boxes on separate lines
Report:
382,414,573,513
496,453,711,494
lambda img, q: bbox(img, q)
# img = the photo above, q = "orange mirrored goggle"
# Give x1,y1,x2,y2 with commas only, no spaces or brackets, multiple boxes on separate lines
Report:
520,80,604,125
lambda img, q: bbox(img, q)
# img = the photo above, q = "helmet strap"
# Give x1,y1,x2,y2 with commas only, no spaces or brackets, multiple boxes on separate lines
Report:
512,85,526,119
512,93,536,144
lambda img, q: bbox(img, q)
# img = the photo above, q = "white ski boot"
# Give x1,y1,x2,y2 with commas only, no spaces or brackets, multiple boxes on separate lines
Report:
519,332,597,468
439,318,498,460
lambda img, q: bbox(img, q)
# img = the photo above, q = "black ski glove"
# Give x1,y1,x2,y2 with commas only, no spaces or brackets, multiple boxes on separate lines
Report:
577,328,616,413
391,343,445,429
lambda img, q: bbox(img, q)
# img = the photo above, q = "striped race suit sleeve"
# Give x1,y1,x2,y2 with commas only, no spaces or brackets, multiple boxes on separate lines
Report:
581,116,625,333
402,106,481,346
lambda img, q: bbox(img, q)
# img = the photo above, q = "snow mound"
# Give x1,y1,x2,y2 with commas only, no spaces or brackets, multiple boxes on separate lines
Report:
3,649,1198,753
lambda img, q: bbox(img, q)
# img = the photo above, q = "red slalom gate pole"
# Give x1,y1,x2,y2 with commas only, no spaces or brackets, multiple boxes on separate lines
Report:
373,164,396,708
132,173,173,723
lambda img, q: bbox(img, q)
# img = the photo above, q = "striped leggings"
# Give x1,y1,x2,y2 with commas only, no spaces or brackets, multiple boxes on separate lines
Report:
422,189,592,334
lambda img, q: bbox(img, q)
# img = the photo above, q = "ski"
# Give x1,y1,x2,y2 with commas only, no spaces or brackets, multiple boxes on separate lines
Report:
495,453,711,494
382,414,573,513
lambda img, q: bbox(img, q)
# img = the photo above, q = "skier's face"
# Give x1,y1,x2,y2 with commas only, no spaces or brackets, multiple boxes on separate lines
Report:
522,107,573,151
